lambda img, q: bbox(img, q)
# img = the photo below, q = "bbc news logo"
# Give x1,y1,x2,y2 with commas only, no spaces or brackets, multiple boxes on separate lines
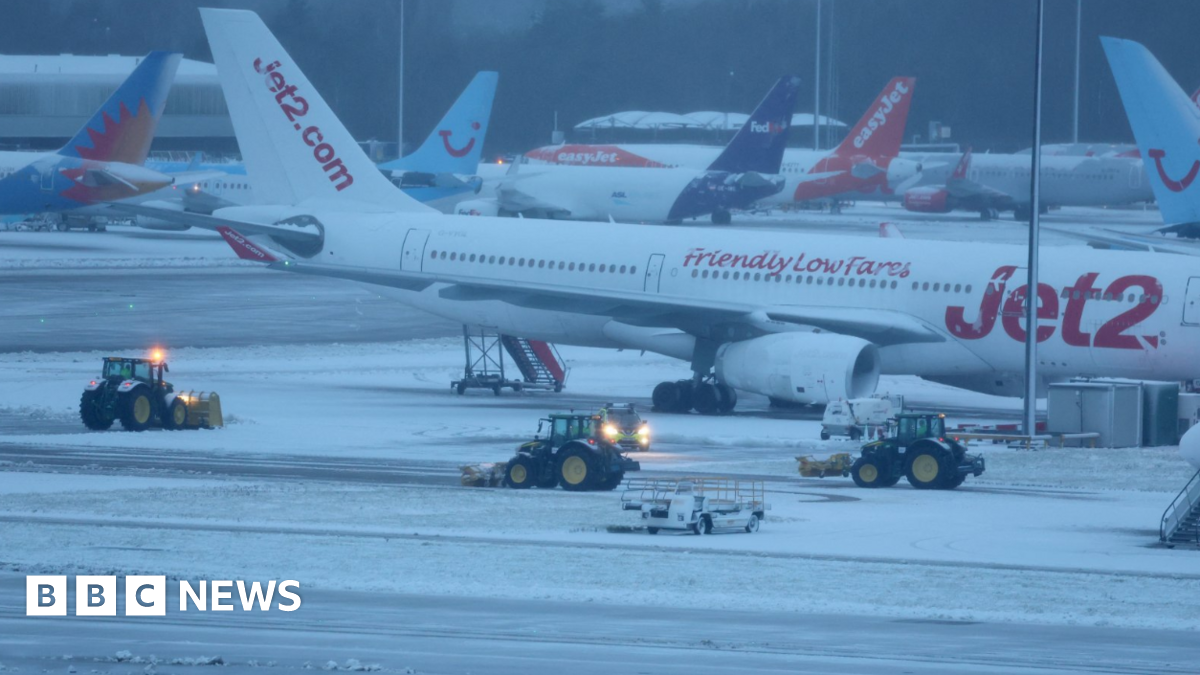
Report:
26,576,301,616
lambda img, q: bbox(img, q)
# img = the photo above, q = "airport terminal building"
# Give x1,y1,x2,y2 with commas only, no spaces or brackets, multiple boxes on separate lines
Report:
0,54,235,153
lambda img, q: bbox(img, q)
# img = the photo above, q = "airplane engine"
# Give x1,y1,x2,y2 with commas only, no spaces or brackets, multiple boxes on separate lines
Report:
714,332,880,405
455,199,500,217
134,200,191,231
885,157,923,190
902,186,953,213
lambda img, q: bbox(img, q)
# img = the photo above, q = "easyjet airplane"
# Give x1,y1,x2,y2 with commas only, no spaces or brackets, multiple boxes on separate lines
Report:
525,77,924,208
121,10,1200,421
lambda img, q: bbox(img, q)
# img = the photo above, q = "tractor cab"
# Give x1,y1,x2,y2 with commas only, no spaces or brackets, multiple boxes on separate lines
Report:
537,413,597,447
101,356,171,391
894,413,946,447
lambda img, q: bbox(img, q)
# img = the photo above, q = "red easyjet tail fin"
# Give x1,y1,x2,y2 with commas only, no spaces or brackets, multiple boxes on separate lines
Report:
832,77,916,158
950,147,973,181
217,226,278,262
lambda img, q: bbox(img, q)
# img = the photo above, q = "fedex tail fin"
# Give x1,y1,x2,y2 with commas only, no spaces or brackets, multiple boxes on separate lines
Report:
58,51,180,165
380,71,498,174
832,77,916,158
706,75,801,174
1102,37,1200,227
200,8,430,212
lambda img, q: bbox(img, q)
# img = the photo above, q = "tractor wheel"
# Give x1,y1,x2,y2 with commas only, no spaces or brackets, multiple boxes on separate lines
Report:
557,445,597,491
943,473,967,490
905,444,952,490
850,457,888,488
693,383,721,416
163,398,188,430
79,390,113,431
596,470,625,491
118,389,155,432
745,514,760,533
505,456,537,489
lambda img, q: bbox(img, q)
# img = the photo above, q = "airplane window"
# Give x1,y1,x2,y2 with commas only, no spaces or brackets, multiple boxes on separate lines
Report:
923,282,930,291
429,250,437,259
599,264,606,272
859,279,866,287
775,275,782,283
944,284,951,292
965,285,972,293
785,275,792,283
469,254,477,262
518,258,526,267
692,270,699,278
807,276,814,284
538,260,545,268
507,257,514,265
569,263,576,271
816,277,823,285
733,272,741,280
441,251,448,260
891,281,897,289
631,267,637,275
701,270,709,278
912,282,919,290
619,265,625,273
589,264,596,272
933,283,940,291
836,278,844,286
722,271,729,279
559,262,566,270
610,265,617,273
488,256,495,264
954,284,961,292
1152,295,1160,304
752,273,759,281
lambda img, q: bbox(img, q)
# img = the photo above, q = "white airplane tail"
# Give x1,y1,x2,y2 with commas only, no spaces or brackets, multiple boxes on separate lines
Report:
1102,36,1200,227
200,8,430,212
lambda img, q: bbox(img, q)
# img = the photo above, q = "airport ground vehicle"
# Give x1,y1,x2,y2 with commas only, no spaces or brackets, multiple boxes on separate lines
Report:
850,413,984,489
504,413,641,491
598,403,650,451
621,478,766,534
79,355,221,432
820,397,896,440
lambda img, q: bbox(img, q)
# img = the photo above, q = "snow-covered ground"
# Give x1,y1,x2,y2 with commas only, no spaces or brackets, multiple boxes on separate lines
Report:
3,206,1199,652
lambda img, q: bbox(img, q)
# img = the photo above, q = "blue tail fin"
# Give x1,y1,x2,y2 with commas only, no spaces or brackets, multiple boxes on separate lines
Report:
381,71,498,174
706,75,801,174
58,51,181,165
1102,37,1200,228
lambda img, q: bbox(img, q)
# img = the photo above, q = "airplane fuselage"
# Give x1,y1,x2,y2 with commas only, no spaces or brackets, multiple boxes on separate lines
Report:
282,211,1200,396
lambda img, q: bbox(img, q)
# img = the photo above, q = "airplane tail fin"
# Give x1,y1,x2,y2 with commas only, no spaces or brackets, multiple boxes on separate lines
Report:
58,51,181,165
706,75,801,174
200,8,431,211
950,147,972,181
380,71,498,174
1102,37,1200,227
832,77,916,158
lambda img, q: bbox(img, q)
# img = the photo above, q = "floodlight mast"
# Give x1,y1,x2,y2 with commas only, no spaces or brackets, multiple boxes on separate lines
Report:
1023,0,1046,438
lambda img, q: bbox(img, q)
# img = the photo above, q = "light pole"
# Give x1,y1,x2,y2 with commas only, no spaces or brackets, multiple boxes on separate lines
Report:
1024,0,1046,439
1073,0,1081,144
398,0,405,158
813,0,821,150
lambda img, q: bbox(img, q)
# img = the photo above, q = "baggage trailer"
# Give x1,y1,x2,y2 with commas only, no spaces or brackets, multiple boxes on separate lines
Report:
621,478,767,535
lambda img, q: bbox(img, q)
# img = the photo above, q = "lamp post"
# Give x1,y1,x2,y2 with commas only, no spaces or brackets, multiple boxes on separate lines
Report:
1023,0,1046,438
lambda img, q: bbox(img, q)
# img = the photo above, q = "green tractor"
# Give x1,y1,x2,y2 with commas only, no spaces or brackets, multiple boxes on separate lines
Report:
79,355,219,432
849,413,985,490
505,412,641,491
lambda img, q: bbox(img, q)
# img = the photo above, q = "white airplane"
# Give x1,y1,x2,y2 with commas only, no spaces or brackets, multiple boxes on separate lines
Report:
122,10,1200,425
525,77,924,208
457,76,802,225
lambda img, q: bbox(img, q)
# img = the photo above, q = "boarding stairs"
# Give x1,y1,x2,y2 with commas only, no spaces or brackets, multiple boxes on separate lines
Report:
500,335,566,391
1160,468,1200,547
452,326,567,395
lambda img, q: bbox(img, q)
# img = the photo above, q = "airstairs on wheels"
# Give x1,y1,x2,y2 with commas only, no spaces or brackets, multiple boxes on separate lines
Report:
451,326,567,395
1160,468,1200,548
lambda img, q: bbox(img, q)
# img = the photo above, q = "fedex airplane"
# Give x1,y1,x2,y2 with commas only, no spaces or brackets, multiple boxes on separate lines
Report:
523,77,923,208
0,52,180,220
458,76,801,225
123,10,1200,421
379,71,498,213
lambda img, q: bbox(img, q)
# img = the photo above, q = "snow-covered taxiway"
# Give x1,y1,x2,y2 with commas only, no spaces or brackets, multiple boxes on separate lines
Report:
2,207,1198,673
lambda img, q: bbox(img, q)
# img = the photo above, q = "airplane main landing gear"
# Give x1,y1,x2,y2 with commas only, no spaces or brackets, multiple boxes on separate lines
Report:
652,379,737,415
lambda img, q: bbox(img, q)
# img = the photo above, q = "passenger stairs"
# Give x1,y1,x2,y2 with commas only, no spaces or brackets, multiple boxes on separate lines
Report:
500,335,566,391
1160,468,1200,547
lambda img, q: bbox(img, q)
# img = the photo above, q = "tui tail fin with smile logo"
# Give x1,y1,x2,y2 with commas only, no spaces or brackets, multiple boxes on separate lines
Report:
380,71,498,175
1102,36,1200,230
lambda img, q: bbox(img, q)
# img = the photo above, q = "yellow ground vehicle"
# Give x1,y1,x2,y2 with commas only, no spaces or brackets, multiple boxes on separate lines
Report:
79,353,221,432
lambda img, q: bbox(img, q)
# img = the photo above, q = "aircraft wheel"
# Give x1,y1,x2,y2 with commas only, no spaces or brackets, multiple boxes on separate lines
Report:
692,383,721,415
652,381,682,412
715,384,737,414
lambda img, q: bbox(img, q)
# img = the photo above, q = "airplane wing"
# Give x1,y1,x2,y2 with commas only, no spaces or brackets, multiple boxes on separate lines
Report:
106,202,321,247
494,182,575,218
1043,224,1200,255
944,178,1015,205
